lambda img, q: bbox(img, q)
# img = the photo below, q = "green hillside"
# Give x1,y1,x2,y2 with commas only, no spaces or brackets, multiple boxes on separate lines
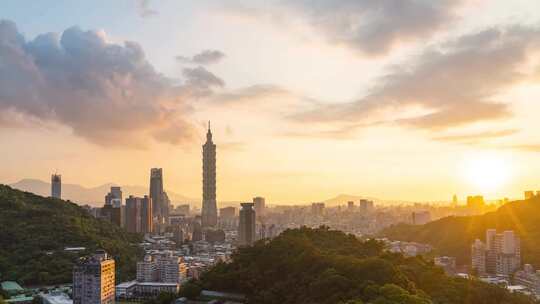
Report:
196,227,536,304
381,197,540,266
0,185,143,285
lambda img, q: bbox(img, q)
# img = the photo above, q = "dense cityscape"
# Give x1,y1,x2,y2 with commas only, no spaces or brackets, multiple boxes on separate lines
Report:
3,1,540,304
1,124,540,304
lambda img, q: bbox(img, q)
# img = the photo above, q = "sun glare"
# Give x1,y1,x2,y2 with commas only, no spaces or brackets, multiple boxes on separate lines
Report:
462,153,512,193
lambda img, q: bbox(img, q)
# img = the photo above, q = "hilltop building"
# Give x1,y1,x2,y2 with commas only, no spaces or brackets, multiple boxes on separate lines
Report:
51,174,61,199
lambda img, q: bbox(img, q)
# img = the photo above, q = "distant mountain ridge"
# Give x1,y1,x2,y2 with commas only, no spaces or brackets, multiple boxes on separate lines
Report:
10,178,196,207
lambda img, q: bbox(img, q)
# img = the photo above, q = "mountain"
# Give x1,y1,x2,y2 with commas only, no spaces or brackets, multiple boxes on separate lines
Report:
0,184,143,285
381,196,540,266
10,178,196,207
323,193,416,206
193,227,535,304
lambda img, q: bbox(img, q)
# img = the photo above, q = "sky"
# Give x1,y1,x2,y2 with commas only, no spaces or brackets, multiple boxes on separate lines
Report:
2,0,540,204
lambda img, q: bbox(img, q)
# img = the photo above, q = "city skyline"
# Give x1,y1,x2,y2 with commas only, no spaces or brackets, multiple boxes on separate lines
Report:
2,1,540,203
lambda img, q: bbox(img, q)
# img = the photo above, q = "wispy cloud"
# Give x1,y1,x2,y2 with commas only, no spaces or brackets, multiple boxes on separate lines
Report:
177,50,226,65
291,26,540,131
432,129,519,144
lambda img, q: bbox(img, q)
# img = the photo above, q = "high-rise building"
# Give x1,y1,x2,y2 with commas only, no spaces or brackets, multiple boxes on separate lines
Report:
73,250,115,304
105,187,122,205
347,201,355,210
471,239,486,275
471,229,521,276
202,122,217,228
150,168,169,222
238,203,256,246
51,174,61,199
359,199,374,213
219,206,236,219
140,195,153,234
137,255,158,282
126,196,153,234
126,196,141,233
253,197,266,218
102,187,123,226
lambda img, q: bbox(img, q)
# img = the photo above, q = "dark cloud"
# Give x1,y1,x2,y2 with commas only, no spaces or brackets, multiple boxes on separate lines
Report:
136,0,158,18
0,20,197,147
281,0,462,56
182,66,225,97
292,26,540,130
177,50,225,65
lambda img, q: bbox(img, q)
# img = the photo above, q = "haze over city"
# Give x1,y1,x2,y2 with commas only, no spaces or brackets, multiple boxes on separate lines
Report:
2,1,540,203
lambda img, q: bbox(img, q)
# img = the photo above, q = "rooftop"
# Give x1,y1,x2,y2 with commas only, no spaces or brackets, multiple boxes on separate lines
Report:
1,281,24,292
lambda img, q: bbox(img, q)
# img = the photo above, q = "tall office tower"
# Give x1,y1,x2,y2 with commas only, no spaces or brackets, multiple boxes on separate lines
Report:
105,186,122,205
347,201,355,210
253,197,266,218
238,203,256,246
202,122,217,228
51,174,61,199
73,250,115,304
452,194,458,207
471,239,487,275
126,196,142,233
141,195,153,234
149,168,164,219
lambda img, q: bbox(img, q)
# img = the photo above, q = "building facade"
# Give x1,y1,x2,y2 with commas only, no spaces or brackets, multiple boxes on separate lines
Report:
202,122,217,228
150,168,169,222
471,229,521,276
73,251,115,304
253,197,266,218
238,203,256,246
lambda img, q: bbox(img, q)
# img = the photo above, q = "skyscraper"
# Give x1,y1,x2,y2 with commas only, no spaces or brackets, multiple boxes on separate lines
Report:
51,174,61,199
238,203,256,246
141,195,153,234
105,186,122,205
125,195,153,234
202,122,217,228
73,250,115,304
253,196,266,218
149,168,165,220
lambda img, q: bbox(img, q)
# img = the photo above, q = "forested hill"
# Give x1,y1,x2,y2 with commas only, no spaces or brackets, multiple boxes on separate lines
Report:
381,196,540,266
197,227,536,304
0,185,142,285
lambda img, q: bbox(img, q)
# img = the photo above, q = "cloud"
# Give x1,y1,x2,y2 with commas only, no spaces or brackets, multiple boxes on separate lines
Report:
276,0,463,56
292,26,540,130
177,49,225,65
0,20,197,147
432,129,519,143
136,0,158,18
182,66,225,97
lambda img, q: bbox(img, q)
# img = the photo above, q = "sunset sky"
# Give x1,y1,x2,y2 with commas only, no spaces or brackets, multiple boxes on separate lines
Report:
2,0,540,203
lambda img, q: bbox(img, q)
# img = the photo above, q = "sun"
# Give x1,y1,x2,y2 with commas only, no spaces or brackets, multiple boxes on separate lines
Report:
462,153,512,193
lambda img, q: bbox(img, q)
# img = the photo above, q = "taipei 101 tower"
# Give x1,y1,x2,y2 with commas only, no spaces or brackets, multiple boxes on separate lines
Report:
202,121,217,227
